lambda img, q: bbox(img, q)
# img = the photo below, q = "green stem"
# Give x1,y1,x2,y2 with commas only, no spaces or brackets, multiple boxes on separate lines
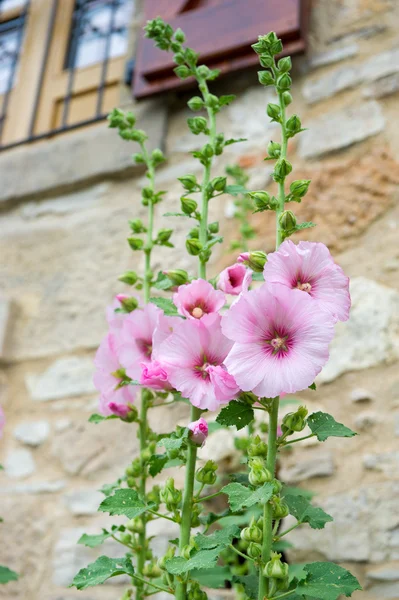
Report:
258,396,279,600
195,490,223,503
276,521,301,539
272,590,297,600
281,433,316,446
273,68,288,251
131,574,172,595
229,544,255,563
175,405,202,600
148,509,176,523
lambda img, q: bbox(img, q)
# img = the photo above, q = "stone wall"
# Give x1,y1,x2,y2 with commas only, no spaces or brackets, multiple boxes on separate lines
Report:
1,0,399,598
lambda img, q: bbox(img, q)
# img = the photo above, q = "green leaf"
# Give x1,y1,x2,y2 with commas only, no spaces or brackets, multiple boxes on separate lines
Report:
99,489,150,519
296,562,362,599
153,271,174,291
307,412,357,442
282,485,315,499
216,400,254,431
71,555,134,590
158,430,188,451
225,184,249,196
78,531,112,548
308,382,317,390
100,481,121,496
233,574,258,599
273,539,294,552
166,547,221,574
148,454,168,477
221,482,273,512
219,94,236,106
251,271,264,281
195,524,240,550
0,565,19,584
191,566,233,588
149,297,180,316
88,413,118,424
285,494,333,530
163,212,190,217
294,221,316,232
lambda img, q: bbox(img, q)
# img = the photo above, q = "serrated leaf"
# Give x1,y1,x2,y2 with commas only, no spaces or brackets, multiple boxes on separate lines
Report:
166,547,221,574
282,485,315,499
99,489,150,519
296,562,362,599
70,555,134,590
219,94,236,106
153,272,174,291
221,482,273,512
191,566,233,588
0,565,19,584
78,531,112,548
88,413,118,424
225,184,249,196
148,453,168,477
224,137,247,146
149,297,180,316
307,412,356,442
233,574,258,599
285,494,333,529
195,524,240,550
309,382,317,390
158,430,188,451
216,401,254,431
294,221,316,232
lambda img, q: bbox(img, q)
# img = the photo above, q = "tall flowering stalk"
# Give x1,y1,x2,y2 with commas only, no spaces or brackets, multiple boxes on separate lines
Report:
71,25,362,600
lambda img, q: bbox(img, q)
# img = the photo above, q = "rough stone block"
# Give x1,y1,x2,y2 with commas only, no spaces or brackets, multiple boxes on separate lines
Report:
0,296,13,361
13,420,50,446
25,356,95,402
4,448,36,479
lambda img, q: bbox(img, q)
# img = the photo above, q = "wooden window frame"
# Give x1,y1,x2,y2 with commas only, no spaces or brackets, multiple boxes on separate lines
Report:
133,0,309,100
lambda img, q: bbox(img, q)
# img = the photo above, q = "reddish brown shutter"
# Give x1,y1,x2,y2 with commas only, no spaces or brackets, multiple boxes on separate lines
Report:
133,0,309,99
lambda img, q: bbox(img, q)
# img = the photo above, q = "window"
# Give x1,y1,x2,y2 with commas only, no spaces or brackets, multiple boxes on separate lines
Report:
0,0,134,150
133,0,309,99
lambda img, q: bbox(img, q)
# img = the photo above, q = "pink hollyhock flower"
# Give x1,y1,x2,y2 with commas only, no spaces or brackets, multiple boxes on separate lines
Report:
93,333,136,417
218,263,252,296
237,252,250,263
173,279,225,320
188,417,209,446
158,314,240,411
140,360,172,391
222,284,335,398
0,405,5,438
263,240,350,322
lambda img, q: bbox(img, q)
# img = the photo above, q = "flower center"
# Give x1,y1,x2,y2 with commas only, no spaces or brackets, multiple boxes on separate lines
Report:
192,306,204,319
266,333,289,355
297,281,312,293
136,339,152,357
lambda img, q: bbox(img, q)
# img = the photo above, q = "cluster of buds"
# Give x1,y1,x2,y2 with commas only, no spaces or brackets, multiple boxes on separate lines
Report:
247,434,268,458
195,460,218,485
263,552,290,596
281,405,308,435
248,456,272,486
271,495,289,519
160,477,182,511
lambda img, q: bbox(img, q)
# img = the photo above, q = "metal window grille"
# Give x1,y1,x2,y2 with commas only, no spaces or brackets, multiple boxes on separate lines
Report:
0,0,133,151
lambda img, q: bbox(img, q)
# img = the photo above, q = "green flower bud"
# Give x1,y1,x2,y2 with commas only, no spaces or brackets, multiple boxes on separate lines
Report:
282,405,308,432
174,65,191,79
210,176,227,192
203,143,214,158
174,52,185,65
276,73,292,91
286,114,302,137
248,190,277,212
263,552,289,580
163,269,189,286
208,221,219,234
188,581,208,600
267,103,281,122
278,56,292,72
206,94,220,110
126,517,144,533
248,457,273,486
130,129,148,143
279,210,297,232
181,196,198,214
290,179,311,199
191,502,202,528
272,478,283,495
120,589,132,600
188,96,205,111
186,238,203,256
129,219,146,233
178,174,198,191
258,70,275,86
282,92,293,107
119,297,139,313
174,27,185,43
171,41,181,53
160,477,182,510
157,228,173,243
247,542,263,560
120,532,132,545
181,544,192,560
273,159,293,182
267,140,281,159
118,271,138,285
195,460,217,484
151,148,165,164
244,250,268,272
272,497,289,519
132,152,145,163
143,561,162,578
188,227,199,239
126,476,135,488
259,54,274,68
158,545,176,570
108,108,126,128
197,64,211,79
247,434,268,457
188,116,208,135
241,517,263,543
185,48,199,68
147,485,161,507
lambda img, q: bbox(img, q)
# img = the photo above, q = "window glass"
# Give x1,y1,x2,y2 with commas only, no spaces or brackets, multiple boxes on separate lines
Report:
67,0,134,70
0,19,22,95
0,0,25,11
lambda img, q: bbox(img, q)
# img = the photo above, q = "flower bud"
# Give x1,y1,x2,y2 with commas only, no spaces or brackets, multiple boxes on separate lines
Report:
272,478,283,495
163,269,189,286
267,140,281,158
286,114,302,137
195,460,217,484
188,116,208,135
210,176,227,192
273,159,293,182
120,532,132,545
238,250,267,272
276,73,292,91
248,190,276,212
197,64,211,79
174,27,185,43
188,417,208,446
203,143,214,158
278,56,292,72
247,542,262,560
263,552,289,580
180,196,197,215
248,457,273,486
157,228,173,243
158,545,176,570
272,497,289,519
118,271,138,285
279,210,297,232
181,544,193,560
282,405,308,433
127,237,144,251
247,435,268,457
118,296,139,313
258,70,275,86
188,581,208,600
188,96,204,111
143,561,162,578
121,590,133,600
160,477,182,510
241,517,263,543
147,485,160,508
282,91,293,106
186,238,203,256
178,174,198,191
126,517,144,533
191,502,202,528
259,54,274,68
132,152,145,163
174,65,191,79
129,219,146,233
208,221,219,234
188,227,199,239
151,148,165,164
267,103,281,122
290,179,311,198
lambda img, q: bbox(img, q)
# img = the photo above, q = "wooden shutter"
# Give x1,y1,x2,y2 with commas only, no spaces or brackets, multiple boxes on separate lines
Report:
133,0,308,99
